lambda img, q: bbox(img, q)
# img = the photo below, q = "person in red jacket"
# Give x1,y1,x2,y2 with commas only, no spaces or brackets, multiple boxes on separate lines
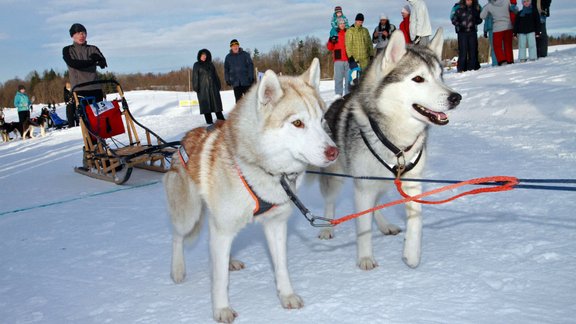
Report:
327,18,349,99
399,5,412,44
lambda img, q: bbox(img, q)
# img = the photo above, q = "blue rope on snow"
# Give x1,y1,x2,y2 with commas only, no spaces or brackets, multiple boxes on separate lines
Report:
306,170,576,192
0,180,160,217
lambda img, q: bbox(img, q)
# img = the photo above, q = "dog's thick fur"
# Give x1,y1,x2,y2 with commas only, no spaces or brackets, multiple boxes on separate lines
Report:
164,58,338,323
319,29,462,270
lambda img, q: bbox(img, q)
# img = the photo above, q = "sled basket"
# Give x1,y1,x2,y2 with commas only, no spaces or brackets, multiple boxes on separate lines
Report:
72,79,179,185
85,100,125,139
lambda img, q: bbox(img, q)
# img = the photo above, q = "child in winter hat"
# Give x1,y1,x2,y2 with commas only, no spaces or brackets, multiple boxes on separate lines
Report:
330,5,349,37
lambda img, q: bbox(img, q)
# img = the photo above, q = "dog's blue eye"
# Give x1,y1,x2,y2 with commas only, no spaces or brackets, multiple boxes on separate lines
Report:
292,120,304,128
412,76,425,83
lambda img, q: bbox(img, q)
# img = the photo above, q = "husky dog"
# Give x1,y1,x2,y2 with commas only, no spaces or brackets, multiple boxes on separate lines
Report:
164,58,338,323
0,108,48,141
319,29,462,270
22,108,50,139
0,112,18,142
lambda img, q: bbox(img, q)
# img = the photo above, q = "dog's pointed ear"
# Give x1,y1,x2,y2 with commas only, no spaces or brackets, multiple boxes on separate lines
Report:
258,70,283,106
429,28,444,59
383,31,407,66
301,57,321,90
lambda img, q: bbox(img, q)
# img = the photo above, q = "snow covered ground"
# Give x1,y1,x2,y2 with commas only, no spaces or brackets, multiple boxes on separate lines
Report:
1,46,575,324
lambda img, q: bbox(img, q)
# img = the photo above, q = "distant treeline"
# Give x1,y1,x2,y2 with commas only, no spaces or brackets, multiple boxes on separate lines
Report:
1,34,574,108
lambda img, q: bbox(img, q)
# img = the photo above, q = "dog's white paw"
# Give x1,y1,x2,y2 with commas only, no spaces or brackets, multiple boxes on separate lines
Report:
214,307,238,323
170,269,186,284
402,246,421,269
357,257,379,271
280,293,304,309
377,223,402,236
402,256,420,269
229,259,245,271
318,228,334,240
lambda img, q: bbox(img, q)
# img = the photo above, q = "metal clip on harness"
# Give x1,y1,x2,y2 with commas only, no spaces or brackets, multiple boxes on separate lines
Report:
280,175,334,227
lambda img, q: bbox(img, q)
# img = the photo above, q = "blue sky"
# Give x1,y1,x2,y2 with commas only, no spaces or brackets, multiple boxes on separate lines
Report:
1,0,574,84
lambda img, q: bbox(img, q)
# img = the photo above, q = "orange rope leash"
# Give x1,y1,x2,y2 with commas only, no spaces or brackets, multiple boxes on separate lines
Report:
330,176,518,226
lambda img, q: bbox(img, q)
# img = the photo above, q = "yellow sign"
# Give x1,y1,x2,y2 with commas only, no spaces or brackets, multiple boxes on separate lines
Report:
179,99,199,108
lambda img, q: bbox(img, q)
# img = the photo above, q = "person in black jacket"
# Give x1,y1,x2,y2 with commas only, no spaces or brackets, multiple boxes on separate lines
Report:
514,0,541,62
192,49,224,124
224,39,254,102
62,23,107,103
533,0,551,58
451,0,483,72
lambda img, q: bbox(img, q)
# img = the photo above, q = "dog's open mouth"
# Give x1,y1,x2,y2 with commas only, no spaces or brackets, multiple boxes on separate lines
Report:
412,104,449,125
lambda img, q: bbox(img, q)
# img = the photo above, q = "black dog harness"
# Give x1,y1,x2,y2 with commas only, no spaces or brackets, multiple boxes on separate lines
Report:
360,116,423,177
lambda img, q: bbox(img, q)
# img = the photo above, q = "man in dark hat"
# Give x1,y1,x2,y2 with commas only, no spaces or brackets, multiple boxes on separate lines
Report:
345,13,374,81
224,39,254,102
62,23,107,103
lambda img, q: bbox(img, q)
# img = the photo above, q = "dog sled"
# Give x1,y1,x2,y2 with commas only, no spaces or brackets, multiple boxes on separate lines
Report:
73,80,178,184
48,110,68,129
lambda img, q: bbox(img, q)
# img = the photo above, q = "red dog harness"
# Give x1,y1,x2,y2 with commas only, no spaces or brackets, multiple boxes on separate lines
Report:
178,146,275,216
235,165,276,216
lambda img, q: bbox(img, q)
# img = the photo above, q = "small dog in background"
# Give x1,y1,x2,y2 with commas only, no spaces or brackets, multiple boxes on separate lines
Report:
0,107,49,141
0,111,19,142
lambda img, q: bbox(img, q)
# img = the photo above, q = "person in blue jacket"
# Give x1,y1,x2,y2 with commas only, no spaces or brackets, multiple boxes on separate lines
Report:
483,14,499,66
14,85,33,129
224,39,254,103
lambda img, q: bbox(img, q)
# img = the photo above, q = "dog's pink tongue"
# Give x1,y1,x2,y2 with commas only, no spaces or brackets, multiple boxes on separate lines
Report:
430,111,449,125
435,111,447,120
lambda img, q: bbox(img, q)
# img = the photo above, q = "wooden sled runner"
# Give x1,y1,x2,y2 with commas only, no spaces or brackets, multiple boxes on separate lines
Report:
73,80,178,184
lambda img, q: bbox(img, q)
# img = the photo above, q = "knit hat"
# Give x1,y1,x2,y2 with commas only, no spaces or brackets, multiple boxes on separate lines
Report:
401,5,411,15
230,39,240,47
334,6,342,13
380,14,388,20
355,13,364,21
337,18,346,25
69,23,87,37
18,84,25,91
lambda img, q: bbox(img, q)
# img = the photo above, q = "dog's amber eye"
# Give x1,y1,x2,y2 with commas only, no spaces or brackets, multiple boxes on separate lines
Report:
412,76,425,83
292,120,304,128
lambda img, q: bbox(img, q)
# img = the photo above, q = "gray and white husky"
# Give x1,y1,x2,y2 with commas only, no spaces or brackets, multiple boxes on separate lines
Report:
164,58,338,323
319,29,462,270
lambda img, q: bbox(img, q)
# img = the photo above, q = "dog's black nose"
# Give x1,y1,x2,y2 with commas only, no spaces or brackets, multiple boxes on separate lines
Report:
448,92,462,109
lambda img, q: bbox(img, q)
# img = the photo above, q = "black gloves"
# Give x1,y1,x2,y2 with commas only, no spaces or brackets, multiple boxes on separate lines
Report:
90,53,107,69
330,36,338,44
348,56,358,69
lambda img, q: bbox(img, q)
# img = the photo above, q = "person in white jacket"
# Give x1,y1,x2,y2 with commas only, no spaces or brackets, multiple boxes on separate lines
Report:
406,0,432,45
481,0,514,65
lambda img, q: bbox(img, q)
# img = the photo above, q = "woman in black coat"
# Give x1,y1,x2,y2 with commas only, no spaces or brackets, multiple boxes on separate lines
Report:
192,49,224,124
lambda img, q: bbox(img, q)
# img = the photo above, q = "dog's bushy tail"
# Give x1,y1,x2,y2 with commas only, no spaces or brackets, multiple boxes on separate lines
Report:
164,164,204,243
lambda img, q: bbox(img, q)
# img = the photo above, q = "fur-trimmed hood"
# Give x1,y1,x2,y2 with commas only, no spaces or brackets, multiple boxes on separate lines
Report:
197,49,212,63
